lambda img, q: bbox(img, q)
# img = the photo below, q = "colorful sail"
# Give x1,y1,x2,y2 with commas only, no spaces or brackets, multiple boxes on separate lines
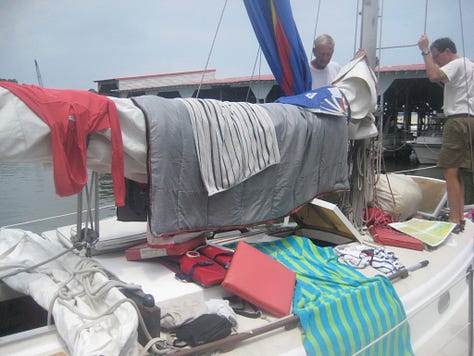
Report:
243,0,312,96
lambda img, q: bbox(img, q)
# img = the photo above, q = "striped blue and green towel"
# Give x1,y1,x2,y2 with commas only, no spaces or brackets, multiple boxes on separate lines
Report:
253,236,413,356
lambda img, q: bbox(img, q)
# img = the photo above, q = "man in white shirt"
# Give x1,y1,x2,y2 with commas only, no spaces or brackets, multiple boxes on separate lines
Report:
310,34,341,89
418,34,474,230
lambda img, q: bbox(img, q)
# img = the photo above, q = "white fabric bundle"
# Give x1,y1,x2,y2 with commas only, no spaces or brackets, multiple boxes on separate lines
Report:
375,173,423,221
0,88,148,184
0,228,139,356
333,53,378,140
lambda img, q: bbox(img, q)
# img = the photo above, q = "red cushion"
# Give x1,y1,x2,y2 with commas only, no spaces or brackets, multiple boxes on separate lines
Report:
221,241,296,317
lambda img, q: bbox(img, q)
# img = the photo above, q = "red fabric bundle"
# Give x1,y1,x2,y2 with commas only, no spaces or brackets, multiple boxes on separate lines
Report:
0,81,125,205
363,207,393,226
369,225,424,251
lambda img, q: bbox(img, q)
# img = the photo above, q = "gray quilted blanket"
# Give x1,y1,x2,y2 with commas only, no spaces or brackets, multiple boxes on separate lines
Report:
132,96,349,238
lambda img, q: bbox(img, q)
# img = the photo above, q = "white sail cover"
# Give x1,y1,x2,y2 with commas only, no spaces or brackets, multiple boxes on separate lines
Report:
0,228,139,355
0,87,148,183
0,53,377,176
333,53,378,139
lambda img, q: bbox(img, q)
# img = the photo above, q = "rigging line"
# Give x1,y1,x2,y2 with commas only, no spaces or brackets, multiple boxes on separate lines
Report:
2,204,115,228
374,0,384,175
391,165,438,174
376,0,428,53
258,48,263,99
377,44,418,50
83,175,95,231
352,0,360,56
245,46,262,103
195,0,228,98
423,0,429,34
457,0,474,179
310,0,322,60
375,0,384,82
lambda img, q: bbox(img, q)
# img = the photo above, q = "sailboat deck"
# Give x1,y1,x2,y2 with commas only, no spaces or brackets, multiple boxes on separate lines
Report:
1,215,471,355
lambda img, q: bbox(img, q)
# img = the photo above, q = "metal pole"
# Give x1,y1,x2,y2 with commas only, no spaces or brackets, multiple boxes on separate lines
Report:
360,0,379,70
468,265,473,355
76,190,83,245
93,172,100,237
347,0,379,230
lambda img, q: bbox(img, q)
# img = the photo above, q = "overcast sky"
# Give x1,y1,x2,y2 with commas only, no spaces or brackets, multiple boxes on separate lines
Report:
1,0,473,90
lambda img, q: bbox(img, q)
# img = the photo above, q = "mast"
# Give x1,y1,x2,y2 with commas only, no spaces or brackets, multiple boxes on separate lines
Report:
343,0,379,230
34,59,44,87
360,0,379,70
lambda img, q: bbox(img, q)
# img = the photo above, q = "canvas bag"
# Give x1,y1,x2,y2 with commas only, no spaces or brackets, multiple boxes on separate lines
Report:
173,313,232,347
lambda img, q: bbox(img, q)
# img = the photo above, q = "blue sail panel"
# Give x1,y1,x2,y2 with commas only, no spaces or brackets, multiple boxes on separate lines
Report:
244,0,312,96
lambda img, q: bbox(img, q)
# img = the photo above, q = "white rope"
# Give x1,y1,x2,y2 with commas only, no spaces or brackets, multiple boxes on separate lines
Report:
0,244,77,280
44,256,165,352
0,232,163,353
140,336,170,356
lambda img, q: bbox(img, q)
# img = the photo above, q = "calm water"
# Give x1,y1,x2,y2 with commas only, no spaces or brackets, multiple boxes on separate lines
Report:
0,162,115,232
0,160,470,232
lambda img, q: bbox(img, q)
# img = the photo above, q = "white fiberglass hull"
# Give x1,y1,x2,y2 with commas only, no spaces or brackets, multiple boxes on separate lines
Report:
410,142,441,165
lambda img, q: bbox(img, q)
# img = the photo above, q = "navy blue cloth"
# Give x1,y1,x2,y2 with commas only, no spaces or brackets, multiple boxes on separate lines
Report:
276,86,350,117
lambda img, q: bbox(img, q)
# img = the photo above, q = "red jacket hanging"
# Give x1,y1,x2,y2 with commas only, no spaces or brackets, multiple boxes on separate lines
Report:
0,81,125,206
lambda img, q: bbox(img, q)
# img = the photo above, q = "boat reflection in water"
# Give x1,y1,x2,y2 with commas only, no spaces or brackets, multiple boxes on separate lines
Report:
382,118,414,160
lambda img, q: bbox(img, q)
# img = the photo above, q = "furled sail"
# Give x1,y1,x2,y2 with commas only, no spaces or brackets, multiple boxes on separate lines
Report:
243,0,311,96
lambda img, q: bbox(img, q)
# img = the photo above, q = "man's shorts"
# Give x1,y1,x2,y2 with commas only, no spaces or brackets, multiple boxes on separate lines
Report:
438,115,474,170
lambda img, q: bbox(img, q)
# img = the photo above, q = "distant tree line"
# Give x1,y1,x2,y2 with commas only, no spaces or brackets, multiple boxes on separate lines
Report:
0,78,18,83
0,79,97,92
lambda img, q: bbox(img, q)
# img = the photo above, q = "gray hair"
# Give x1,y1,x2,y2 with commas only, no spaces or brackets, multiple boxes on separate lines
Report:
430,37,457,54
313,34,335,49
